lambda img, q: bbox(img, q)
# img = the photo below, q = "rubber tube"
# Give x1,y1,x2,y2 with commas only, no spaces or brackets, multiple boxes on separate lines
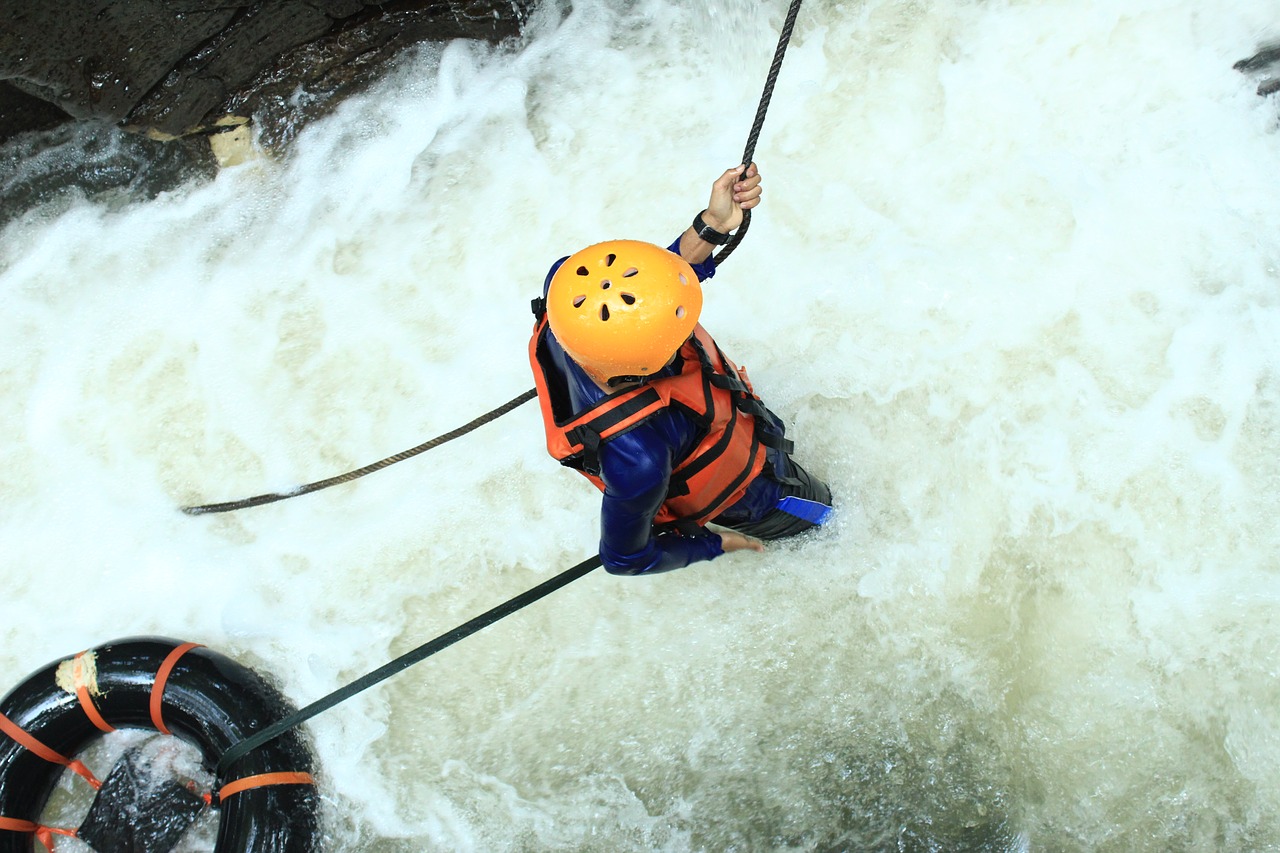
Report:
0,637,318,852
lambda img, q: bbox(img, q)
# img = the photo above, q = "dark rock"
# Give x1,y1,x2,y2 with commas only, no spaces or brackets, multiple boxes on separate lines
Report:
1235,42,1280,97
0,2,240,125
0,0,535,142
149,2,540,150
0,121,217,222
1234,44,1280,73
0,81,72,143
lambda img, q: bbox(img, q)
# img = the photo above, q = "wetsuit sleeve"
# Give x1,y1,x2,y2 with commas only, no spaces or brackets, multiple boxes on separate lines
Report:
667,236,716,282
596,433,724,575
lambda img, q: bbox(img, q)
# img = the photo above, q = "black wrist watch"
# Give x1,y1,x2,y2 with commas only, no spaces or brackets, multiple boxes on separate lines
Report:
693,211,732,245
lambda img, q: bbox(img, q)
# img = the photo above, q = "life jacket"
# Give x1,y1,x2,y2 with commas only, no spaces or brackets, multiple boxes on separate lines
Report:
529,299,792,526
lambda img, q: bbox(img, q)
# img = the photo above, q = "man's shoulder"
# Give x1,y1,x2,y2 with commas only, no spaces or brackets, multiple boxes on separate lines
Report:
598,415,686,493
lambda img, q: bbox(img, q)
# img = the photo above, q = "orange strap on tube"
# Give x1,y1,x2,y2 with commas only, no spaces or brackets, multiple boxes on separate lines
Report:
218,771,315,802
150,642,203,735
0,817,78,852
35,825,77,852
0,712,101,790
72,653,114,734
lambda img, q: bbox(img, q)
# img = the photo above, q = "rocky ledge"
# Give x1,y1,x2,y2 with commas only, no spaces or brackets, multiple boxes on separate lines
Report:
0,0,536,147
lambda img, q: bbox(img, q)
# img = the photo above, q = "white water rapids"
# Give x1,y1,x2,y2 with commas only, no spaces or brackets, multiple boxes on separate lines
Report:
2,0,1279,849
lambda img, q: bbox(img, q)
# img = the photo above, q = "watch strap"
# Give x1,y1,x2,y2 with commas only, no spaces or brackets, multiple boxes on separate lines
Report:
692,211,732,245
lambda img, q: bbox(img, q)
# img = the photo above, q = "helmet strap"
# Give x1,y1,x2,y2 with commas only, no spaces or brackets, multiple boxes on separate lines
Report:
606,374,646,389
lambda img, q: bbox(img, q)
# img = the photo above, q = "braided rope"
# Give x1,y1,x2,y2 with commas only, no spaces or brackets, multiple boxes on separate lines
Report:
181,388,537,515
714,0,805,264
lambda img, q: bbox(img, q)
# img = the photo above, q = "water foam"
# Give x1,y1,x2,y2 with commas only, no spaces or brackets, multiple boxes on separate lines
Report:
2,0,1278,848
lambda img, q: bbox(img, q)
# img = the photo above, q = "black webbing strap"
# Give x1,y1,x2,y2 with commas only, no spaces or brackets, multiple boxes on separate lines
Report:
215,554,602,780
567,425,604,476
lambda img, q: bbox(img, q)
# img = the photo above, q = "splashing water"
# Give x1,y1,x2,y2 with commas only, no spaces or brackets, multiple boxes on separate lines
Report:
2,0,1279,849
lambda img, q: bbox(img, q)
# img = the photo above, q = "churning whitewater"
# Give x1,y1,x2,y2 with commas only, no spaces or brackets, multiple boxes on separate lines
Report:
2,0,1279,849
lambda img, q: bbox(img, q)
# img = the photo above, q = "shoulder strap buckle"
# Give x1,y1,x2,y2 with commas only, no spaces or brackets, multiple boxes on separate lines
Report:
567,425,603,476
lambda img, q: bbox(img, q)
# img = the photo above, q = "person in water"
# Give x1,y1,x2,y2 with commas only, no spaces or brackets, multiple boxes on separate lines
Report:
529,163,832,575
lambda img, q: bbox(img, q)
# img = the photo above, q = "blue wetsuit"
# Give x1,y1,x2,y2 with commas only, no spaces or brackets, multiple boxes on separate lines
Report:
541,238,792,575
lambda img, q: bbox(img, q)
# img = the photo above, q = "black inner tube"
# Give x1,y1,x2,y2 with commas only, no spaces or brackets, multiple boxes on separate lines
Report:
0,637,319,853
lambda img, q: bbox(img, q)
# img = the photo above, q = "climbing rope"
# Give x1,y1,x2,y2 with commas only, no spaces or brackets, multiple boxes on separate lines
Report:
181,388,537,514
714,0,806,264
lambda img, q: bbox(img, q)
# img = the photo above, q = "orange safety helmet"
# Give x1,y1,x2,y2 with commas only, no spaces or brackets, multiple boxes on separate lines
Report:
547,240,703,385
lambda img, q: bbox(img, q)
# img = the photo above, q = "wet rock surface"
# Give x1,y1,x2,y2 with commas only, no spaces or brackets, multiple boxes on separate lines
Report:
0,122,217,222
1235,43,1280,97
0,83,74,142
0,1,535,142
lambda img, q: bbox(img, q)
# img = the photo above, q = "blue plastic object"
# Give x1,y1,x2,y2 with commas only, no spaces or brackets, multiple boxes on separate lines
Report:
776,495,833,525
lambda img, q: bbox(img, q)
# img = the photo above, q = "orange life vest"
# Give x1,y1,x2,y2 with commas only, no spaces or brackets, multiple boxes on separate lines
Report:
529,308,788,526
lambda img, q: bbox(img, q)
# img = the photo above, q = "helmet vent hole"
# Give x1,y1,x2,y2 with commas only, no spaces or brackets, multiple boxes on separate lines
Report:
623,267,639,278
605,253,617,266
678,273,689,285
675,306,686,319
576,265,589,276
600,279,611,290
600,304,611,321
620,293,636,305
572,295,586,308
